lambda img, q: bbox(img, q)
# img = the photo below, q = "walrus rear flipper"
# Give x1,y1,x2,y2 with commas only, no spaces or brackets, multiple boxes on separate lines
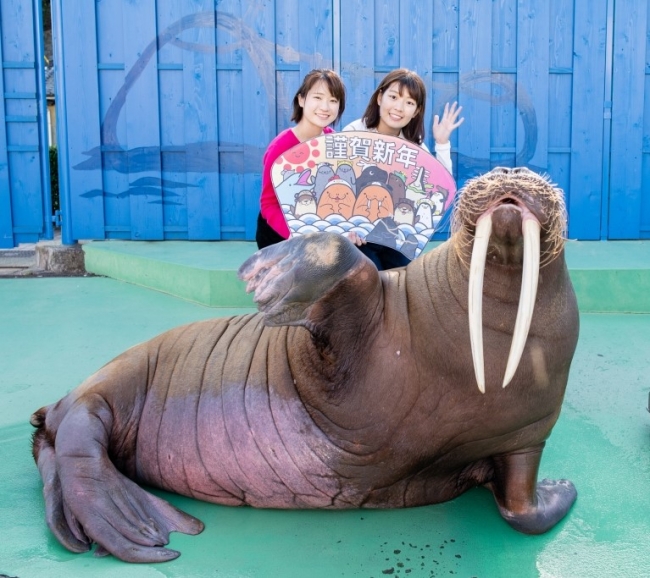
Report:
31,399,204,563
33,437,92,553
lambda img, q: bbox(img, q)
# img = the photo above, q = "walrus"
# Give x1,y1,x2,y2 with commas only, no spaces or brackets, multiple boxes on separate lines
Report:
316,178,356,219
353,182,395,221
30,167,579,563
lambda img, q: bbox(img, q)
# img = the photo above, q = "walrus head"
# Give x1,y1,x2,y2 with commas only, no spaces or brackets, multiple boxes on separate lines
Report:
450,167,568,394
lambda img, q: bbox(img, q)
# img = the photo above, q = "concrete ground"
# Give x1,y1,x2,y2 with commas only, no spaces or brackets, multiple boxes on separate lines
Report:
0,244,38,276
0,230,86,278
1,253,649,577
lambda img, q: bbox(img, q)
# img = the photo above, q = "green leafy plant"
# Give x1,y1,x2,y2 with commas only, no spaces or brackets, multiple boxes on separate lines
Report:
49,146,59,215
43,1,51,31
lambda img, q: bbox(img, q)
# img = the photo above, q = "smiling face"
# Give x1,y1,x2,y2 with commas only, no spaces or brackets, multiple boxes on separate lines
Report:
297,80,341,132
317,182,356,219
376,82,419,136
294,193,317,217
285,143,310,164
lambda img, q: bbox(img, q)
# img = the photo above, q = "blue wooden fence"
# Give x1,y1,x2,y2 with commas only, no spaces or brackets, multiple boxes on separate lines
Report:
42,0,650,244
0,0,52,248
609,0,649,239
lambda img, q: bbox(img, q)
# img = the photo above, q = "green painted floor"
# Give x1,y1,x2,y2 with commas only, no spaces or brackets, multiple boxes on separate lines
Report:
1,274,649,578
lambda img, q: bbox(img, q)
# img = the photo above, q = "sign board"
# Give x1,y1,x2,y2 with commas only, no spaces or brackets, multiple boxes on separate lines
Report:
271,131,457,259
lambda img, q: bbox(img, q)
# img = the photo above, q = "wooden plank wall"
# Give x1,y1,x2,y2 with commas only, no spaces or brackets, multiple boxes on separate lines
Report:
340,0,609,239
0,0,50,248
54,1,104,241
643,1,650,239
50,0,649,242
0,3,11,248
609,0,649,239
568,0,608,240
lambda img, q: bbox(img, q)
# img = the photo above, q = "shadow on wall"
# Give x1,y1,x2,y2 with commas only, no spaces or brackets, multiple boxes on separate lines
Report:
71,10,539,203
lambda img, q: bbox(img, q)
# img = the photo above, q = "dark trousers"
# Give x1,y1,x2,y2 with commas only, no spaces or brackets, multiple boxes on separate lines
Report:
255,212,285,250
358,242,411,271
256,215,410,271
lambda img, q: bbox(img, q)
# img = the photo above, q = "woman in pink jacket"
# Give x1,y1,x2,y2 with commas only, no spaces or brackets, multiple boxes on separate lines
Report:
256,69,346,249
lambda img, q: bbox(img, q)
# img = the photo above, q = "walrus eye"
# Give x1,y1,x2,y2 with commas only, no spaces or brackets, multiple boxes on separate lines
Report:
468,213,541,393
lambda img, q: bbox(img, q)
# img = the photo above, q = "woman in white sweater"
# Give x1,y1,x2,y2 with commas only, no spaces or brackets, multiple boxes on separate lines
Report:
342,68,463,269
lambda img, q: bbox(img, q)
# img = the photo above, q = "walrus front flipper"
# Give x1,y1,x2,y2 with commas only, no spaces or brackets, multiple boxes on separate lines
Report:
239,232,377,326
32,399,204,563
487,443,577,534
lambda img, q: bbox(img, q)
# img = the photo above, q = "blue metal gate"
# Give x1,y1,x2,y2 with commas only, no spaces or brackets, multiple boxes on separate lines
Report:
50,0,649,243
0,0,52,248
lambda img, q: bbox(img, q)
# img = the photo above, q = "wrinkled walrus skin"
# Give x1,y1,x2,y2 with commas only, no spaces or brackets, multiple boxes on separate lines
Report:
31,168,579,563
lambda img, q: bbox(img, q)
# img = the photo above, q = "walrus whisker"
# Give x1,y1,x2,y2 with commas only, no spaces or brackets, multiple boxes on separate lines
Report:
468,213,492,394
503,217,541,388
451,167,568,271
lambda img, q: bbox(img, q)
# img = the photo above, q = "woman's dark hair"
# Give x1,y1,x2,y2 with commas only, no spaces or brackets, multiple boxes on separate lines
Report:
291,69,346,124
362,68,427,144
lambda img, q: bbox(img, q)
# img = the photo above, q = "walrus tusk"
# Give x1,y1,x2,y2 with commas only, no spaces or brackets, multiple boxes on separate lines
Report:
469,214,541,392
502,217,540,387
468,214,492,394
